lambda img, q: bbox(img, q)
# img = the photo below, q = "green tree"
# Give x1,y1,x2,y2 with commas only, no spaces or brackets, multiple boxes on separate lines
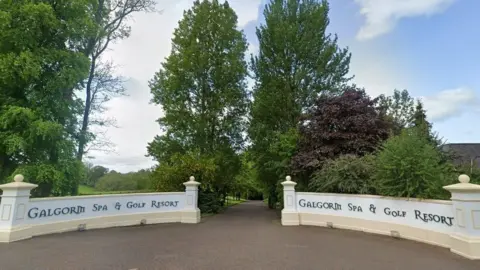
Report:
232,150,263,200
147,0,249,212
377,89,415,136
249,0,351,208
0,0,95,196
374,127,454,199
410,100,454,165
151,151,216,191
411,100,434,140
131,169,154,190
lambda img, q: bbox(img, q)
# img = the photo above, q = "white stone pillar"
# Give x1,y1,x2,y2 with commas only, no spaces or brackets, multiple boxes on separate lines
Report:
444,174,480,259
281,176,299,226
0,175,37,242
181,176,201,224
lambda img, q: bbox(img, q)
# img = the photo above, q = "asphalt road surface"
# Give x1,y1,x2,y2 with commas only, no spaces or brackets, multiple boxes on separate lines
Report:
0,201,479,270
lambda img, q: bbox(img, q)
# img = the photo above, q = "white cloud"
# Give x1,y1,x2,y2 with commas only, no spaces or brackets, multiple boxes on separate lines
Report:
421,87,478,122
354,0,455,40
227,0,262,28
89,0,261,172
88,79,161,172
346,43,410,97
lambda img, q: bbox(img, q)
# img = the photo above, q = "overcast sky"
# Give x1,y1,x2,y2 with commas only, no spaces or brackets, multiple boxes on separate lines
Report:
92,0,480,172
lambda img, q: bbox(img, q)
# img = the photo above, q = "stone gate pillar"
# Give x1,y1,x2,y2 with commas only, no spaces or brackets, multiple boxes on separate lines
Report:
281,176,299,226
181,176,201,224
444,174,480,259
0,175,37,242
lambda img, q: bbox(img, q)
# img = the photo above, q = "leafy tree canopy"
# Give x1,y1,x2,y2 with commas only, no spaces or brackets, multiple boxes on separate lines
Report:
249,0,351,208
374,127,455,199
291,87,390,183
377,89,415,135
147,0,249,212
0,0,96,196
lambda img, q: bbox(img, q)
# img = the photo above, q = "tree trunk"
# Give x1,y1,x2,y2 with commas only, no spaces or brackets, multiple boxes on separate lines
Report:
77,58,96,161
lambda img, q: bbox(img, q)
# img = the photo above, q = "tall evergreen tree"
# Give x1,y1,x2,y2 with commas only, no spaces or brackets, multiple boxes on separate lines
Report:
409,100,454,164
147,0,248,208
411,100,431,134
0,0,95,196
248,0,351,208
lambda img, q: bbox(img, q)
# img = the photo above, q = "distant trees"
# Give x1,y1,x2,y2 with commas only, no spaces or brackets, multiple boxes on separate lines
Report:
233,151,264,200
91,167,153,192
82,164,109,187
95,171,138,191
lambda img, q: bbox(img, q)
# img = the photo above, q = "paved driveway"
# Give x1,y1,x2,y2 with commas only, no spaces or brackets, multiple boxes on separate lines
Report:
0,201,479,270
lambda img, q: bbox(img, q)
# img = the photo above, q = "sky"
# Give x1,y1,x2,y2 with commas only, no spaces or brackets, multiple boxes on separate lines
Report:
94,0,480,172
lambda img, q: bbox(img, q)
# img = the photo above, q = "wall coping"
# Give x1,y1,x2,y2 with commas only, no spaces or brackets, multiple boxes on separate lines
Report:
295,192,452,205
30,192,186,202
183,176,200,186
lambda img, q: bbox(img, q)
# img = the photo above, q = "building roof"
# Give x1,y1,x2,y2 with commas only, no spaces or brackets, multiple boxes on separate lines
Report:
443,143,480,166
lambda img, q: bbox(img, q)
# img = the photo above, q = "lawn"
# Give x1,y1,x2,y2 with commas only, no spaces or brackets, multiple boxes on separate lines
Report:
225,196,246,207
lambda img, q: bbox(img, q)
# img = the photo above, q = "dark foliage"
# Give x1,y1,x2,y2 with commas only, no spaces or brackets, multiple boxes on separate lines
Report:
291,87,390,182
198,188,223,214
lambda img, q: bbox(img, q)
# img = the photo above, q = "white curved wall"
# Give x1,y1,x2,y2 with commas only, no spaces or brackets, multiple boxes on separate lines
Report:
281,176,480,260
294,192,454,248
26,192,186,237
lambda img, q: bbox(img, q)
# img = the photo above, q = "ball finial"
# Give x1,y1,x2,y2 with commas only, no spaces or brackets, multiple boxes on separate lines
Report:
13,174,24,182
286,175,291,181
189,176,195,182
458,174,470,184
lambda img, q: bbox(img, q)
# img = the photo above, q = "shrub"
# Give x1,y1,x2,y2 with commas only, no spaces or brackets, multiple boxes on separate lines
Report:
198,189,222,214
309,154,376,194
374,128,454,199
